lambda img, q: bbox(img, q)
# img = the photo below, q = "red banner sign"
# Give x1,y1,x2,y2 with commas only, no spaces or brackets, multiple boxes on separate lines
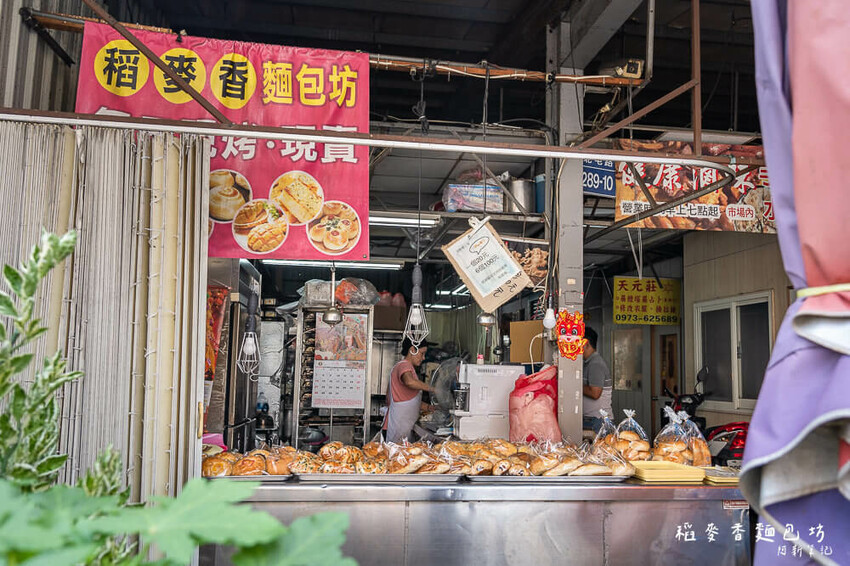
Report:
76,22,369,260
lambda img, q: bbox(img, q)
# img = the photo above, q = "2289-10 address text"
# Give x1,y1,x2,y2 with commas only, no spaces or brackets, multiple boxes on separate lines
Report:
615,313,678,324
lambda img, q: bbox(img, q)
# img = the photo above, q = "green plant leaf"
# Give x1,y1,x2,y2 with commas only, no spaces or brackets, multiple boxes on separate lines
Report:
0,292,16,318
35,454,67,476
18,542,99,566
3,266,23,297
9,354,33,375
232,512,356,566
10,384,26,421
86,478,284,564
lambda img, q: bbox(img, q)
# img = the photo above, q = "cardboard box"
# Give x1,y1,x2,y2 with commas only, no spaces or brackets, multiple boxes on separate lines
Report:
373,305,407,331
510,320,545,363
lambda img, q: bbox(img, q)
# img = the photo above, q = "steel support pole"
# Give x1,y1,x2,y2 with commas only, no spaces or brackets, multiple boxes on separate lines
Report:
691,0,702,155
547,20,585,441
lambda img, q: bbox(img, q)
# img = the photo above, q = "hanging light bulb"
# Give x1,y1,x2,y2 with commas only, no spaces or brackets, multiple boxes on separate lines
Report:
237,284,261,375
542,308,557,330
404,264,429,348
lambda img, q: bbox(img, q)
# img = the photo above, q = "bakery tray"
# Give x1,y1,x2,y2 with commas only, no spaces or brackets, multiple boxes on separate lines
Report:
294,473,464,483
207,475,292,482
466,475,630,484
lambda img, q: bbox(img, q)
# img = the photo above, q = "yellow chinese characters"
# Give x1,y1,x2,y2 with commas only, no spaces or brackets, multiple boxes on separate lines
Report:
210,53,257,110
329,64,357,107
153,47,207,104
296,64,326,106
262,62,293,104
94,39,150,97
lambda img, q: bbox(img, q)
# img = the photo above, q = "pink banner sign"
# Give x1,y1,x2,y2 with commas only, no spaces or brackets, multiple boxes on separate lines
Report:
76,22,369,260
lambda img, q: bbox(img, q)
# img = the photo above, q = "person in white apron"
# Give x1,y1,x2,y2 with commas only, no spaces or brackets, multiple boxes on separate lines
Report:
383,338,433,444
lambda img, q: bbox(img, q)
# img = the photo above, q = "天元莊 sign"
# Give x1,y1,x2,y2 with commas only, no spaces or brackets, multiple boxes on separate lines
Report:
76,22,370,261
613,276,681,325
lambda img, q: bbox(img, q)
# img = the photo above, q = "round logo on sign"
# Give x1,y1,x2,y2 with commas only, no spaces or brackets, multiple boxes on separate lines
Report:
210,53,256,110
93,39,150,97
153,47,207,104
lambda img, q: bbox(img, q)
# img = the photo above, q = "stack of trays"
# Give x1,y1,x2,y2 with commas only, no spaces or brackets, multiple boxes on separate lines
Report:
632,461,706,484
702,466,739,485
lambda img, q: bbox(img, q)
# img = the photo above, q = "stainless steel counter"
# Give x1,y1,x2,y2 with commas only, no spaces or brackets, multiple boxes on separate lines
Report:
202,480,752,566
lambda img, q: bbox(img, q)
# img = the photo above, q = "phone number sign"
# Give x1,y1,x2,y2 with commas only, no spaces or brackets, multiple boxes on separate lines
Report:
613,276,681,325
582,159,616,198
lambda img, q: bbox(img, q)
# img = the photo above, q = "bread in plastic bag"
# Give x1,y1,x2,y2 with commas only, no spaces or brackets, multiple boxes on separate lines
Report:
592,409,619,447
677,410,712,467
652,407,693,465
334,277,379,305
614,409,651,461
509,365,560,443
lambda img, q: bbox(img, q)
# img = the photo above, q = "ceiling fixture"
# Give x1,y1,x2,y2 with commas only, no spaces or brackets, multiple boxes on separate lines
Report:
262,259,405,270
403,94,431,351
655,129,759,145
236,281,261,376
476,311,496,327
322,264,342,326
369,212,440,228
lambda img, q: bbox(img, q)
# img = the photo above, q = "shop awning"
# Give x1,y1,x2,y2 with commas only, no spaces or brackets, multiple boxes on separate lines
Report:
743,2,850,564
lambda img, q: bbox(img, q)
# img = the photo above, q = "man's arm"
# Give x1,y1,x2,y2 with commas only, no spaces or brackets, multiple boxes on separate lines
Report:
583,384,602,399
583,361,605,400
401,370,433,393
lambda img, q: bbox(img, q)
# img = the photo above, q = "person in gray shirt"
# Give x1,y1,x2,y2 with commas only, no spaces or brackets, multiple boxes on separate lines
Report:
582,327,613,433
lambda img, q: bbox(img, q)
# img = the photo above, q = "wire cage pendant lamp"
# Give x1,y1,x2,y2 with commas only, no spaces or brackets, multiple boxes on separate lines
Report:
403,71,431,351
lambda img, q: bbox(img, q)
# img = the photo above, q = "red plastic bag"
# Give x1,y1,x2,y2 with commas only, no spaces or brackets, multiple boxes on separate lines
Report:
509,365,560,443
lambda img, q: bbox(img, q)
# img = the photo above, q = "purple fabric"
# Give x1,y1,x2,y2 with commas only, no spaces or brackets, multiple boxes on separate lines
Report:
749,0,804,289
754,489,850,565
745,2,850,565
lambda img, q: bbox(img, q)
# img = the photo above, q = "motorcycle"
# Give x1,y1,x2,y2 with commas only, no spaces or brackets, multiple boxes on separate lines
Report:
662,367,749,467
662,367,708,433
704,422,749,468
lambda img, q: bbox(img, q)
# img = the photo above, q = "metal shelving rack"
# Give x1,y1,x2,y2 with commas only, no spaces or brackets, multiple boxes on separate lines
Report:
291,306,374,449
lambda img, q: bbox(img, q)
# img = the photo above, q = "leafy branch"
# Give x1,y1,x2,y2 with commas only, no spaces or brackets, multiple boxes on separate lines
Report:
0,231,355,565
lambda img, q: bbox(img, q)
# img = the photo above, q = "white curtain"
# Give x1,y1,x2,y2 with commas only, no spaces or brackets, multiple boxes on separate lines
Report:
0,120,208,503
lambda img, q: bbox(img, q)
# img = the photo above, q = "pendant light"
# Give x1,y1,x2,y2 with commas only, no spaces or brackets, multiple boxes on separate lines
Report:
403,71,430,350
323,263,342,326
237,281,261,375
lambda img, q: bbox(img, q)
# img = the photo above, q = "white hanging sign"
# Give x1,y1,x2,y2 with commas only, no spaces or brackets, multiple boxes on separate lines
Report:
441,219,531,313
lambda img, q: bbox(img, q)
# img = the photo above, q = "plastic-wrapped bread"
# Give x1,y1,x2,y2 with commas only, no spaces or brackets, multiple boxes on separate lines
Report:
470,459,494,476
492,459,512,476
529,452,561,475
289,452,322,474
218,451,242,464
355,458,388,474
202,456,233,477
487,438,518,458
362,442,384,459
266,454,292,475
542,457,583,476
319,441,344,460
231,455,266,476
416,460,451,474
569,463,612,476
388,452,429,474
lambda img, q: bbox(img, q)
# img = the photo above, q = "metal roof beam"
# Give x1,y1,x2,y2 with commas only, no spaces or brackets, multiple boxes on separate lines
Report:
171,18,492,52
260,0,515,24
560,0,645,69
